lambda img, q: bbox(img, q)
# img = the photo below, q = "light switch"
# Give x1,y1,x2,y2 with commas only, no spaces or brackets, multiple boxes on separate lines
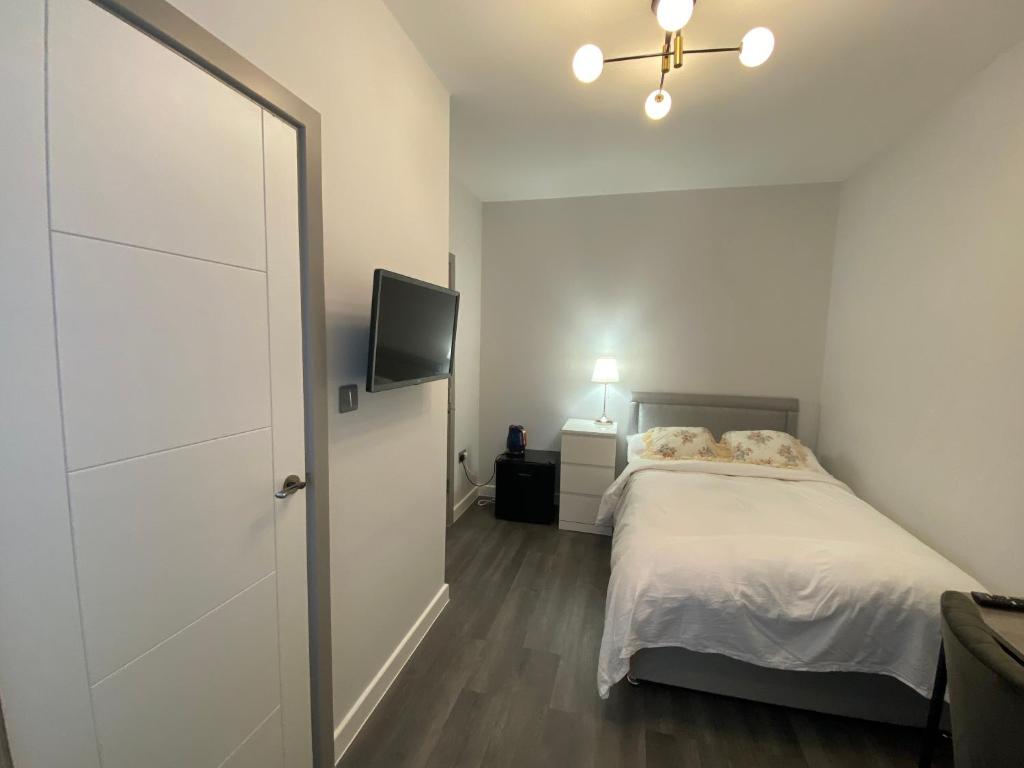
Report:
338,384,359,413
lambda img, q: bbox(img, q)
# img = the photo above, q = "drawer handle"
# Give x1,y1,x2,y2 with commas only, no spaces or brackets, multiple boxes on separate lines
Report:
516,472,532,477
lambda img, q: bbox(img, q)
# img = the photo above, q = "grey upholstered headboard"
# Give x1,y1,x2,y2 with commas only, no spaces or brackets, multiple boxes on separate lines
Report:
627,392,799,439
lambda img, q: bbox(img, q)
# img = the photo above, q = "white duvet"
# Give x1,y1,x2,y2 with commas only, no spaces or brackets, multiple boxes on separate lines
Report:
595,458,984,698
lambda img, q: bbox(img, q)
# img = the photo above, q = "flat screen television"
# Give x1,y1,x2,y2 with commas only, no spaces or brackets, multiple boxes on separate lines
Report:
366,269,460,392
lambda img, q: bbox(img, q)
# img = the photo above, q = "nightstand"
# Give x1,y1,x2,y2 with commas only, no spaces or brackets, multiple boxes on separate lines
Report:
559,419,617,535
495,449,560,525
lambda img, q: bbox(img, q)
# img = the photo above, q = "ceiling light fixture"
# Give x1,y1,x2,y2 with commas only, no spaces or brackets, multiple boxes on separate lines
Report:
572,43,605,83
656,0,694,32
572,0,775,121
739,26,775,68
644,89,672,120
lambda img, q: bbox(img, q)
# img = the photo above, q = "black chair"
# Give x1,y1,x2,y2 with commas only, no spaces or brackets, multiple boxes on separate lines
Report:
941,591,1024,767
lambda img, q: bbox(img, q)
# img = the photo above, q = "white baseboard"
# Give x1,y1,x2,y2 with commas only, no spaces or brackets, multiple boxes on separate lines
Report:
478,483,496,498
333,583,449,763
453,488,478,522
558,520,612,536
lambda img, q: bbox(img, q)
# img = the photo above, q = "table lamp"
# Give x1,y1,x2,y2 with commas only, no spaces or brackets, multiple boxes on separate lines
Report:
591,357,619,424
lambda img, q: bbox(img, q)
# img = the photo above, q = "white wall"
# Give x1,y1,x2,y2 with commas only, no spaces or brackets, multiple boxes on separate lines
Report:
818,40,1024,594
449,179,483,517
480,184,840,465
165,0,451,757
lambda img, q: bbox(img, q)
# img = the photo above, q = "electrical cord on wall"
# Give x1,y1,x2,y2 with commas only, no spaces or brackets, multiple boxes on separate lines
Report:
462,456,499,508
461,455,497,488
461,455,501,507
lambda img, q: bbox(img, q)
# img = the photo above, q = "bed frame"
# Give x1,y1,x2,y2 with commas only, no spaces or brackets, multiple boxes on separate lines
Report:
622,392,938,727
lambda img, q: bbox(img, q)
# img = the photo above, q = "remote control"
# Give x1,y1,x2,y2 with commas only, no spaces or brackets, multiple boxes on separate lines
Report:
971,591,1024,612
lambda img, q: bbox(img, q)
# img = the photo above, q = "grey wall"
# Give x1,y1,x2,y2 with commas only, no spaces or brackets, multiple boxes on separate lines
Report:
819,39,1024,594
168,0,452,748
480,183,840,466
449,179,483,515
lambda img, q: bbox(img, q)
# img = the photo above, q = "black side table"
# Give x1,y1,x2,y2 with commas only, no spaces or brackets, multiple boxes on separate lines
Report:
495,449,560,524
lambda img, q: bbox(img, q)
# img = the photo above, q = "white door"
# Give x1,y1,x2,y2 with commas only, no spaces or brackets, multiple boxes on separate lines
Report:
5,1,311,765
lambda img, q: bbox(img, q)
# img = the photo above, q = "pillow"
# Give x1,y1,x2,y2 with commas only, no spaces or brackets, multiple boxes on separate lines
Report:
721,430,809,469
626,433,645,461
640,427,721,461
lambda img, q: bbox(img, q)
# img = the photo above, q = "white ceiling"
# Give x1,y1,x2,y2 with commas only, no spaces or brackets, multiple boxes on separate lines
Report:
382,0,1024,202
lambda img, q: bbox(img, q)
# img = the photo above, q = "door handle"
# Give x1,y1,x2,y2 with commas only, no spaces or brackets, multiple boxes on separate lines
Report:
275,474,307,499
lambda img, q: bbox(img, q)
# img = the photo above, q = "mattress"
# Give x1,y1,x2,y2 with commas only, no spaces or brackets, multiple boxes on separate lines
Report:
595,458,984,698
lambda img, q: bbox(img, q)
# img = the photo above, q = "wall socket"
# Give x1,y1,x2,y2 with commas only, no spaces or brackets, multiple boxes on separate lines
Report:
458,449,468,464
338,384,359,413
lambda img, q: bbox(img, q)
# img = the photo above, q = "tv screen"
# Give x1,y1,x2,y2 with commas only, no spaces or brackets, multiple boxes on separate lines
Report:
366,269,460,392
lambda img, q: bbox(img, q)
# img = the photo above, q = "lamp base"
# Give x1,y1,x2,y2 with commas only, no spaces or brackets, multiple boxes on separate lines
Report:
594,381,614,425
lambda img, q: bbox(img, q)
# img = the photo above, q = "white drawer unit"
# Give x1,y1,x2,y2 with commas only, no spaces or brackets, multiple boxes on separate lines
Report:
559,494,601,525
561,433,616,467
561,463,615,497
559,418,617,535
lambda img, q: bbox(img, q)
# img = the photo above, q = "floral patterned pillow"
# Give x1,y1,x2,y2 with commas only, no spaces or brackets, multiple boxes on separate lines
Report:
721,430,809,469
640,427,722,461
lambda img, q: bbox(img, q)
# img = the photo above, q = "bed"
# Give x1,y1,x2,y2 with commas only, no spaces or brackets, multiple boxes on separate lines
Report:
596,392,983,725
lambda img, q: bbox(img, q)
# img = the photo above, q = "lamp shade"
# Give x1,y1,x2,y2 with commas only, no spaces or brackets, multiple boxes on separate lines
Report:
656,0,694,32
739,27,774,68
644,88,672,120
572,44,604,83
591,357,620,383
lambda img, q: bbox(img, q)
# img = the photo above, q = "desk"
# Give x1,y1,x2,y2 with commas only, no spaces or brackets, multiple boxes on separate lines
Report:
918,594,1024,767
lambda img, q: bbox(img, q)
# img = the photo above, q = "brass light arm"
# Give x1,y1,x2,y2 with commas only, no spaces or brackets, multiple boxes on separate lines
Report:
660,33,671,89
603,45,740,64
680,46,741,54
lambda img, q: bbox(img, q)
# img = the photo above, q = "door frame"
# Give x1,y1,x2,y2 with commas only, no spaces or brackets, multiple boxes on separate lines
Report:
85,1,334,764
446,253,456,526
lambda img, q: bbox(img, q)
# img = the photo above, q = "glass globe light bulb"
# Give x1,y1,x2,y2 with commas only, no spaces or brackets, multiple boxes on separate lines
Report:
656,0,694,32
573,44,604,83
739,27,775,68
644,89,672,120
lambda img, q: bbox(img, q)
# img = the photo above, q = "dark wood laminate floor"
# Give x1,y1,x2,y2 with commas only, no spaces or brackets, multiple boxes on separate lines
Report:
339,505,952,768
